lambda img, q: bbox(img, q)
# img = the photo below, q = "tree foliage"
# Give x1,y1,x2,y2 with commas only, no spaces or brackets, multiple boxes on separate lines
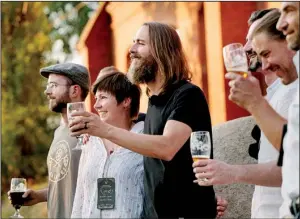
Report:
1,2,56,193
1,2,94,194
45,2,93,55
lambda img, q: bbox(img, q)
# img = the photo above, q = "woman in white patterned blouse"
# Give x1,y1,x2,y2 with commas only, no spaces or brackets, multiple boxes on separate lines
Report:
71,71,144,218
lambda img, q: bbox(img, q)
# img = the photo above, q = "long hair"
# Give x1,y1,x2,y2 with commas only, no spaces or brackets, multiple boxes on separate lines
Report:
143,22,191,94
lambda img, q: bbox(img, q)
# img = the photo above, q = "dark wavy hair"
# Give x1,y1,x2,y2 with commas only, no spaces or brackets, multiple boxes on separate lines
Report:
92,71,141,118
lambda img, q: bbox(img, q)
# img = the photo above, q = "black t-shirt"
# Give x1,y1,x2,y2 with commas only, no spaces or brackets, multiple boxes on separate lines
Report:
142,80,217,218
135,112,146,123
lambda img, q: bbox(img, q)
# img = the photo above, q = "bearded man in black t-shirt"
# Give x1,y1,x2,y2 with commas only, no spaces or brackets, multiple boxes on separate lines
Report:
69,21,217,218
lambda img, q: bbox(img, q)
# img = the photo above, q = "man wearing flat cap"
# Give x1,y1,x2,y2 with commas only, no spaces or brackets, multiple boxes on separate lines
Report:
19,63,90,218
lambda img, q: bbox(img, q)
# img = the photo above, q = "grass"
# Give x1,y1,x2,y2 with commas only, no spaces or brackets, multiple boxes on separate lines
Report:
1,181,48,218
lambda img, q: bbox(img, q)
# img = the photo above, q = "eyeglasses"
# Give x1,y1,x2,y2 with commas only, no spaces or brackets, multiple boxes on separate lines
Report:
46,82,72,90
248,54,262,72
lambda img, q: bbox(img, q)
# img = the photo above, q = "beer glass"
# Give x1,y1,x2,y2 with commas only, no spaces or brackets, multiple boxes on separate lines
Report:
67,102,86,150
10,178,27,218
190,131,211,182
190,131,211,162
223,43,249,78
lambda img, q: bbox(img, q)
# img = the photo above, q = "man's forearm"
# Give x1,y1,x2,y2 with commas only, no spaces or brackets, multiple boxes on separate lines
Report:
248,99,287,151
233,161,282,187
104,126,178,161
102,120,190,161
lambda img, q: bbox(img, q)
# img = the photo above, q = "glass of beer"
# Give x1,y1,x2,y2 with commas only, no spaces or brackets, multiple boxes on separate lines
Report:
10,178,27,218
190,131,211,182
223,43,249,78
190,131,211,162
67,102,86,150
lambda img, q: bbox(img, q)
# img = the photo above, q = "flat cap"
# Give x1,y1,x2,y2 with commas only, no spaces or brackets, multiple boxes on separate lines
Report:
40,63,90,90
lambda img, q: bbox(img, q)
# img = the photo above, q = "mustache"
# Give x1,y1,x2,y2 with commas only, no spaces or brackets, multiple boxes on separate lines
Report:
130,53,141,60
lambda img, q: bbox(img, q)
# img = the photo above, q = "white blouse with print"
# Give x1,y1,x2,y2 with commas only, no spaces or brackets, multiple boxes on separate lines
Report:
71,121,144,218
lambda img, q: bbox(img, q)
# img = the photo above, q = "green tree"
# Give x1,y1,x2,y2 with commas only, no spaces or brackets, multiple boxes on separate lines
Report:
1,2,56,194
45,2,93,56
1,1,94,195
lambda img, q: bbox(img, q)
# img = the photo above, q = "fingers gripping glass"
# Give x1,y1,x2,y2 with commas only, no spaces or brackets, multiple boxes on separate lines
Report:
190,131,211,182
67,102,86,150
223,43,249,78
10,178,27,218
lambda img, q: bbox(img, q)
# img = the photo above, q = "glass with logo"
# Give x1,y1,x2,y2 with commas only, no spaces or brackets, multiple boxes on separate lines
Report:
190,131,211,182
67,102,86,150
223,43,249,78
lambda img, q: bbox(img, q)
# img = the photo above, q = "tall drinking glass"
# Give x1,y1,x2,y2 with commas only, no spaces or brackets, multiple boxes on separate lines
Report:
190,131,211,182
190,131,211,162
67,102,86,150
223,43,249,78
10,178,27,218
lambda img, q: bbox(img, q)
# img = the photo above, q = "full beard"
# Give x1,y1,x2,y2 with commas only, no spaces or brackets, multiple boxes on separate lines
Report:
128,55,158,84
49,93,71,113
51,102,67,113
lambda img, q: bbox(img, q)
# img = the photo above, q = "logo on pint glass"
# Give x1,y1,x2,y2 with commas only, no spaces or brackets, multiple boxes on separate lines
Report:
47,140,70,182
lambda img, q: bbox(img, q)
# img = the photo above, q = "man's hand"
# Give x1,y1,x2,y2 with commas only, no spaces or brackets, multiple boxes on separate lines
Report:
69,111,110,138
216,195,228,218
192,159,238,186
8,189,47,206
225,72,264,112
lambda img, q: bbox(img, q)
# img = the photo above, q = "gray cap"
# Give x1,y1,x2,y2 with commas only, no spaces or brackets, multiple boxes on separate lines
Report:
40,63,90,90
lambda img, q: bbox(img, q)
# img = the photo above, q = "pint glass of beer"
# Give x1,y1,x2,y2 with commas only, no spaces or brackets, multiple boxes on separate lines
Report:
190,131,211,162
223,43,249,78
67,102,86,150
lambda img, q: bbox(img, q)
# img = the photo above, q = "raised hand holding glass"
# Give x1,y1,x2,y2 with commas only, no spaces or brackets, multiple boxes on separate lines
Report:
67,102,86,150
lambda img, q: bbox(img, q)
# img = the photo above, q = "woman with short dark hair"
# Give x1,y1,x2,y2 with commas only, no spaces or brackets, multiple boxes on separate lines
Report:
71,71,144,218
